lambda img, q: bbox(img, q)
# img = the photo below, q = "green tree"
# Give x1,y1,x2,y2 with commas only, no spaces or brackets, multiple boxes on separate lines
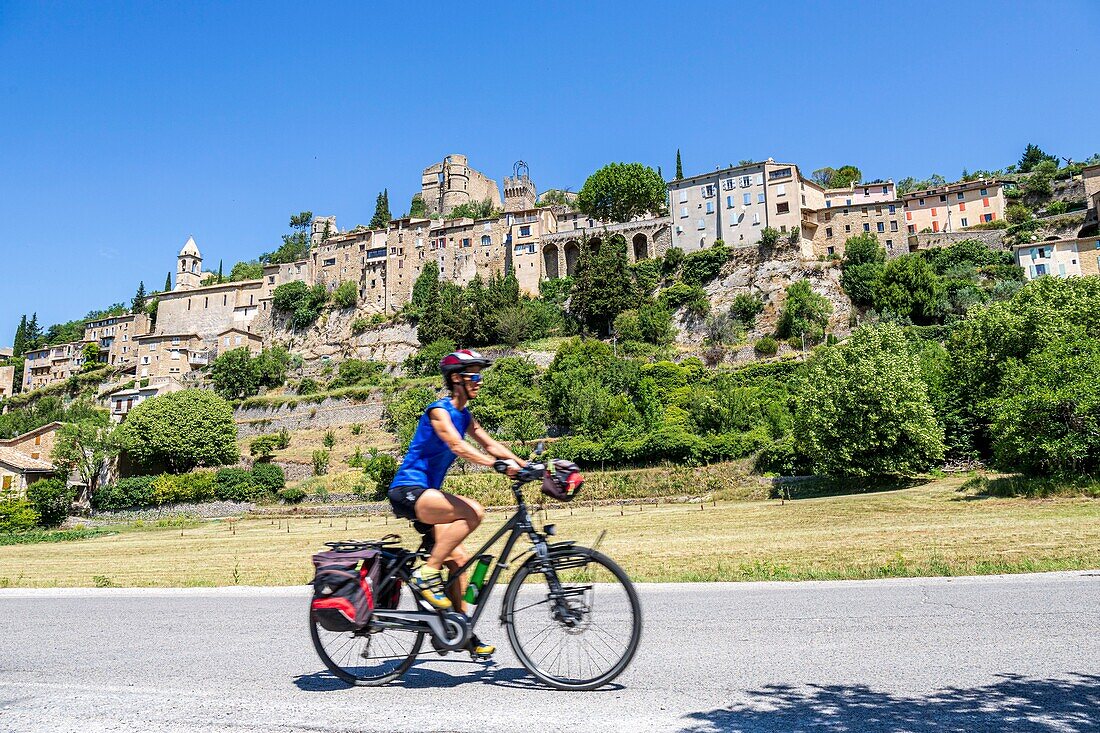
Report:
569,234,638,335
331,280,358,309
384,386,437,449
164,272,172,291
637,300,674,345
826,165,862,188
759,227,781,247
675,149,683,179
263,211,313,264
991,335,1100,477
729,294,764,328
216,260,224,283
229,260,264,281
409,193,428,218
447,198,497,220
25,478,73,528
370,189,392,229
794,323,944,476
576,163,667,223
51,415,116,504
13,315,26,358
25,314,41,350
254,346,290,388
114,390,239,473
1017,143,1058,173
839,233,886,308
874,254,944,324
776,280,832,342
209,347,261,399
80,342,101,371
131,281,147,314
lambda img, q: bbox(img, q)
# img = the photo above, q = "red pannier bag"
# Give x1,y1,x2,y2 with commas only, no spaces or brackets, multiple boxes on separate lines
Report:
310,548,381,632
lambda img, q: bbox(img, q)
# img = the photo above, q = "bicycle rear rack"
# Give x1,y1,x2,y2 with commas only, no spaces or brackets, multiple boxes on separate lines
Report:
323,535,403,552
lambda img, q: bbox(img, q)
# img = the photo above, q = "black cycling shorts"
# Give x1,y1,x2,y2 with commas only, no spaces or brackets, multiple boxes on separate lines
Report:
388,485,429,521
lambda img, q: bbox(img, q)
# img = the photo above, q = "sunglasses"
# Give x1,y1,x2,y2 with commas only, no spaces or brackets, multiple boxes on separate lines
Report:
460,373,483,384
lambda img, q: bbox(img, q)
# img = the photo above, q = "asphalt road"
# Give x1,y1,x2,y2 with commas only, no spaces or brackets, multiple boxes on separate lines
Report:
0,572,1097,733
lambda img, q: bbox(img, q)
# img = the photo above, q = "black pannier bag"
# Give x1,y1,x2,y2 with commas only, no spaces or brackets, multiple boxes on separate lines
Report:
310,548,381,632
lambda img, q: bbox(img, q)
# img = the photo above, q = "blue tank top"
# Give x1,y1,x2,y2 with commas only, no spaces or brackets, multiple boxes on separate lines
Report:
390,398,473,490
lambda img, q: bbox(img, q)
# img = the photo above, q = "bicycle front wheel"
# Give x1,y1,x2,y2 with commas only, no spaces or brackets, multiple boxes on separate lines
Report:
502,547,642,691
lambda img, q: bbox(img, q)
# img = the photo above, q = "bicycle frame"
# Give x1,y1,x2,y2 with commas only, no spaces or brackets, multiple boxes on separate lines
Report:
370,478,558,636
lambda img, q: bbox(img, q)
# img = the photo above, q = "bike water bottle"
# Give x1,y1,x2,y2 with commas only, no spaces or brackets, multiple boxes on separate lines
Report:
464,555,492,605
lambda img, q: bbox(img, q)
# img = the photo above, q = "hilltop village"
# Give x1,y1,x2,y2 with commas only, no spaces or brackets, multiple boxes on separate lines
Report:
5,152,1100,401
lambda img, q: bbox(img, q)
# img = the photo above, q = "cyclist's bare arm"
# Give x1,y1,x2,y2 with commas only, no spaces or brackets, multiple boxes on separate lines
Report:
468,421,525,465
428,408,519,475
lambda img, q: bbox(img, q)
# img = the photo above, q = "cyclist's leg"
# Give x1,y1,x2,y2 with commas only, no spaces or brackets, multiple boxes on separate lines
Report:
414,490,485,571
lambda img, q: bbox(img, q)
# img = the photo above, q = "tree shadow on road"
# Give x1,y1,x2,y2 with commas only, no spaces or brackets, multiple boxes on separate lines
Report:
678,673,1099,732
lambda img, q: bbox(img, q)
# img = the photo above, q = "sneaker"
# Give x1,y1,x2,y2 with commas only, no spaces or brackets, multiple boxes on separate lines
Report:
409,567,452,610
467,633,495,660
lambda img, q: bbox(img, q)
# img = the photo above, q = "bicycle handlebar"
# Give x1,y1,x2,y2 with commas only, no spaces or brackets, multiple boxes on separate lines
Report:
493,459,546,484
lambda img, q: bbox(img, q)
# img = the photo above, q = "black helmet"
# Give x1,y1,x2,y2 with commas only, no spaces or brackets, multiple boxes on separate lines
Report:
542,459,584,502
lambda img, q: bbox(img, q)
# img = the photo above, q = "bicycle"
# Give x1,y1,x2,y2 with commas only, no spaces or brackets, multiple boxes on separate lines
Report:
309,457,642,690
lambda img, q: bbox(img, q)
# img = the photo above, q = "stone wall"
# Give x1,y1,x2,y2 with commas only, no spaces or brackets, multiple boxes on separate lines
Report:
0,366,13,400
235,397,386,437
906,230,1008,257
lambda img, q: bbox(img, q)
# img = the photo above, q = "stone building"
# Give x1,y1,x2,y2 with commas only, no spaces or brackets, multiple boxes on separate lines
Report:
1014,237,1100,279
901,179,1006,234
217,328,263,355
0,421,61,463
503,162,537,212
540,216,671,280
823,181,898,208
668,160,824,255
0,365,14,400
812,198,906,259
421,154,501,216
0,421,62,496
83,313,150,368
21,342,85,392
311,216,338,246
134,332,208,380
175,236,204,291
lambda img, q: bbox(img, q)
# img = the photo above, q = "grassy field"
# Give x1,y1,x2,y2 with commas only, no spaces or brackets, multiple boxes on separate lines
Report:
1,476,1098,587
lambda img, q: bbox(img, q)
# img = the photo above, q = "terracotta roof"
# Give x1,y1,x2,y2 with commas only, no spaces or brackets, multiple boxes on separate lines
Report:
0,446,54,472
0,421,63,447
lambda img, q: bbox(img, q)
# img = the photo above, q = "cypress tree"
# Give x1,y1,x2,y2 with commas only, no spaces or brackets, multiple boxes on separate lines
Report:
165,272,172,291
217,260,224,283
675,149,683,180
13,315,26,357
131,282,147,314
657,165,663,180
370,189,392,229
26,313,41,349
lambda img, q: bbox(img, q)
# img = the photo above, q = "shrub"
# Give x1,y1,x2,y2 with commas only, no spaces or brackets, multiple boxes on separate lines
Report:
1006,204,1033,224
681,243,732,285
152,472,216,504
661,247,685,276
729,294,764,327
351,317,371,334
637,300,674,345
754,337,779,357
297,378,320,395
93,476,156,511
331,281,358,309
322,430,336,449
249,434,279,459
250,462,285,494
613,309,642,342
754,438,803,476
384,387,437,449
350,423,362,436
403,339,456,377
777,280,832,341
786,336,804,351
0,500,38,532
347,446,364,467
214,468,259,502
312,450,330,476
25,478,73,528
363,450,398,493
272,281,309,312
759,227,781,247
659,282,707,310
278,487,307,504
1044,200,1068,216
330,359,385,389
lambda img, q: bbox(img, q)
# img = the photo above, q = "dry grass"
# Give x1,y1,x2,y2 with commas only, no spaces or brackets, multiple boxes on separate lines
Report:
240,424,397,469
2,476,1098,588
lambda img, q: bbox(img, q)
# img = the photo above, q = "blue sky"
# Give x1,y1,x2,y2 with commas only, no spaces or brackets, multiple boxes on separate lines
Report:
2,0,1098,342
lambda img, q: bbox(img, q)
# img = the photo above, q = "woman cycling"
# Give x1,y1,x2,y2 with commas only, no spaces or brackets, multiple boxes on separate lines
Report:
388,349,526,658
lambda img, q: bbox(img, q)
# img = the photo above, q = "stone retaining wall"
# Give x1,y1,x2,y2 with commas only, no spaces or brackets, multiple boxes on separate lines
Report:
235,397,385,437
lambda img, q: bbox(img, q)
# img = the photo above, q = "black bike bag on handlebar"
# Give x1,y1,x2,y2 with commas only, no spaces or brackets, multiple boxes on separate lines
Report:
309,548,381,632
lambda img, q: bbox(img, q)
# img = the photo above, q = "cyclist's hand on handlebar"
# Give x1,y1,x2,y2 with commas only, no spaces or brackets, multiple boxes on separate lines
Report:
492,459,523,477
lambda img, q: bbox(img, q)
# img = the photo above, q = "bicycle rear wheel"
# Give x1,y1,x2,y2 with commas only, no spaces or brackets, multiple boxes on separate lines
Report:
502,547,641,691
309,595,424,686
